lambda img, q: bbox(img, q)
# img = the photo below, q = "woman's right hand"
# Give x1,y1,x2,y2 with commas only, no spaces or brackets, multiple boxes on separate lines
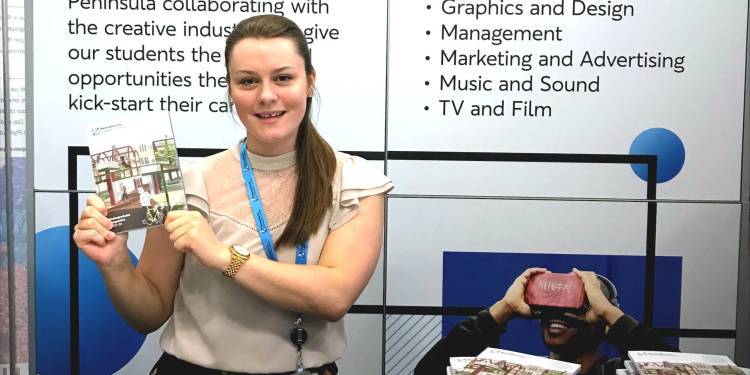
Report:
73,195,129,267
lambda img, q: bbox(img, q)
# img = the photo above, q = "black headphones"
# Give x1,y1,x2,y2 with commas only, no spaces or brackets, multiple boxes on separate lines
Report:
595,274,619,308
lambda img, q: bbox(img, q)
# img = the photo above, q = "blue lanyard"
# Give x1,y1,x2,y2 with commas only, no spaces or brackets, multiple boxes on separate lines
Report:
239,140,308,265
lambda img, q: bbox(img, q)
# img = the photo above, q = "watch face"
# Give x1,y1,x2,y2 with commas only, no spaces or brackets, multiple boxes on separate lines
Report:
232,244,251,256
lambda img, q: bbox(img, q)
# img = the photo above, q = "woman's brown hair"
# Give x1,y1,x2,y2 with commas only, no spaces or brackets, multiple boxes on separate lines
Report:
225,14,337,247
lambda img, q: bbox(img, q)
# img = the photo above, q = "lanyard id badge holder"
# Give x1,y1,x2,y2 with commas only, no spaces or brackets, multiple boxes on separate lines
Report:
240,141,312,374
291,314,310,374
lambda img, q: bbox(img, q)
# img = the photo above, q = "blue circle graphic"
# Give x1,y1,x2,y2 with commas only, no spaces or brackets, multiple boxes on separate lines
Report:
629,128,685,183
36,226,146,375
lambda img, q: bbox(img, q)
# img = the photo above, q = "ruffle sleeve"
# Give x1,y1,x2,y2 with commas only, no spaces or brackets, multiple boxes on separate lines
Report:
330,153,394,230
182,160,209,217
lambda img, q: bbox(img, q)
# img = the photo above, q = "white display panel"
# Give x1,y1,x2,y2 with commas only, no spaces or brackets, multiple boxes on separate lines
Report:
384,314,441,375
340,314,382,375
386,198,648,306
681,338,737,360
388,0,747,201
33,1,387,189
389,159,649,199
657,203,741,331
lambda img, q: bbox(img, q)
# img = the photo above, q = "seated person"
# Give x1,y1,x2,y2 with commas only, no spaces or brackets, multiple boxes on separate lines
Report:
415,268,677,375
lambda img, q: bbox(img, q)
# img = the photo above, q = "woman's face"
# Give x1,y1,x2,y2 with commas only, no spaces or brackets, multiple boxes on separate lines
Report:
228,37,314,156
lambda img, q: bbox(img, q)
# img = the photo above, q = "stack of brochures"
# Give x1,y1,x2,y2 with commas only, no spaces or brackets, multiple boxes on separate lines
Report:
624,351,749,375
447,347,581,375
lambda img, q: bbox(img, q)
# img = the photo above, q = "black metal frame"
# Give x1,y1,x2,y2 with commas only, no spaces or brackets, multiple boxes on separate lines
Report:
66,146,734,374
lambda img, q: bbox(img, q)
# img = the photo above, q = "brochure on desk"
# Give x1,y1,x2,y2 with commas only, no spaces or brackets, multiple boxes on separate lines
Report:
628,351,745,375
85,112,185,232
450,347,580,375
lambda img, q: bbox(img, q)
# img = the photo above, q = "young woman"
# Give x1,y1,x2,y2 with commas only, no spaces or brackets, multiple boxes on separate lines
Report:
73,15,392,375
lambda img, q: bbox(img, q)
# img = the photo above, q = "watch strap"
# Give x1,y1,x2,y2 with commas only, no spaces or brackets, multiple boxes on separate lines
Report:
222,245,250,278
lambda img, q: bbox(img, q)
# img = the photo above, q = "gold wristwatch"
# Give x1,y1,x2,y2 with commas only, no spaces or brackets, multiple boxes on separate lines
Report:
223,244,250,278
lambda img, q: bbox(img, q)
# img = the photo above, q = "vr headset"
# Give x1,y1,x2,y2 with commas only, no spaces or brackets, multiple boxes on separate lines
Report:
524,272,618,320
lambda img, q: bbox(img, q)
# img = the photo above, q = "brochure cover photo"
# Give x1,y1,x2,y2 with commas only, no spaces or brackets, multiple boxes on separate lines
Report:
628,351,744,375
451,347,580,375
85,112,185,232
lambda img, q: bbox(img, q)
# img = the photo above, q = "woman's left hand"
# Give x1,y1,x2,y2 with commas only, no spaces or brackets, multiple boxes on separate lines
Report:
164,210,228,271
